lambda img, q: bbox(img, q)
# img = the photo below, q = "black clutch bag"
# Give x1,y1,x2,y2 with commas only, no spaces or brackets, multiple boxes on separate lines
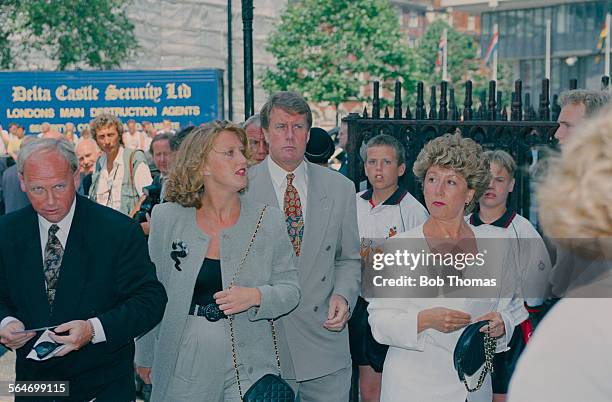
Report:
453,320,496,392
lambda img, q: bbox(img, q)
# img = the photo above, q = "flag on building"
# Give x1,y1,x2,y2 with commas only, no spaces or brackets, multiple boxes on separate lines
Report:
435,31,447,72
598,23,607,49
595,23,607,63
483,31,499,65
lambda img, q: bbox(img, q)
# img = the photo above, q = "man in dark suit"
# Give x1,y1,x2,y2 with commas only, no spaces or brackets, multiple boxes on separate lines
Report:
0,138,167,401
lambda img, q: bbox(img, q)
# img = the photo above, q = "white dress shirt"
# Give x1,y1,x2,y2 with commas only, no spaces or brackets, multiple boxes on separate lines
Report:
0,196,106,343
0,134,6,155
266,157,308,221
95,147,152,212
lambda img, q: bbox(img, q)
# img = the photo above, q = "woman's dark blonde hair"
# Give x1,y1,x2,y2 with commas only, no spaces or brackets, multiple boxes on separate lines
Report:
165,120,250,208
413,132,490,213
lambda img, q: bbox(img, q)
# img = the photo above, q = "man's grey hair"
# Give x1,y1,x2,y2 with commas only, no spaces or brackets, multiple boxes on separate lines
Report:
260,91,312,130
17,138,79,174
76,137,100,153
242,113,261,129
559,89,611,117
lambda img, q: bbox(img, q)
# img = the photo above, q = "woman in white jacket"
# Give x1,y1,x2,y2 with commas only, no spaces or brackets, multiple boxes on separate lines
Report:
367,133,526,402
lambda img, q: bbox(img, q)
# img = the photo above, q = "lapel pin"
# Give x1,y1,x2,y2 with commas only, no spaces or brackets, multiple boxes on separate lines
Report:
171,240,188,271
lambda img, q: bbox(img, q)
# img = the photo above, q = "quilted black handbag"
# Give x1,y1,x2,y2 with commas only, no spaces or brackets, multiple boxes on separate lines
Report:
242,373,295,402
228,206,296,402
453,320,496,392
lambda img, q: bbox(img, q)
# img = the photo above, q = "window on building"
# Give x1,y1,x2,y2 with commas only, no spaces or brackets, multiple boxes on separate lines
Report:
468,15,476,32
533,8,544,57
409,11,419,28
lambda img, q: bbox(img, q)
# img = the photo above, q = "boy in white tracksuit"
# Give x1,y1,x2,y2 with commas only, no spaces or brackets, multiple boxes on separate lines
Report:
350,134,428,402
467,150,552,402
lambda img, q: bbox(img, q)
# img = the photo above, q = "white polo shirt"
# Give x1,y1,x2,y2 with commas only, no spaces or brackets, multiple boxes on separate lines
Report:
356,186,428,240
468,210,553,307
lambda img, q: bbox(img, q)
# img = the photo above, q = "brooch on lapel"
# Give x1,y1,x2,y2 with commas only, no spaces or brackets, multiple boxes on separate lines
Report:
171,240,188,271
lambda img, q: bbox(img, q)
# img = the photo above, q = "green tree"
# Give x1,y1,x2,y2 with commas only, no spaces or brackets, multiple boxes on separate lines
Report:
263,0,416,124
0,0,137,70
414,20,512,110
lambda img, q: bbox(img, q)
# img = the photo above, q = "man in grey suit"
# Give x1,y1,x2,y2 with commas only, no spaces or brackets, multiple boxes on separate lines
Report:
245,91,360,402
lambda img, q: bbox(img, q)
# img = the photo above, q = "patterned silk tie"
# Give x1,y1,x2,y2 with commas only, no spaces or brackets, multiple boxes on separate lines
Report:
284,173,304,256
44,224,64,306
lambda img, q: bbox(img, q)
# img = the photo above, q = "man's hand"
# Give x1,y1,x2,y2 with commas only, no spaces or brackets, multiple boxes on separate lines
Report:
214,286,261,315
0,320,36,350
136,366,152,384
49,320,93,357
323,294,350,332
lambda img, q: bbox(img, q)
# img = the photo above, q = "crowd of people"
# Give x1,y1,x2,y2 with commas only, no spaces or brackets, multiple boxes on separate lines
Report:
0,87,609,402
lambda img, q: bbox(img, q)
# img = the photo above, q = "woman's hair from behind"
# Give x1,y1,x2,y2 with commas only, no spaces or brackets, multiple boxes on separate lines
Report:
413,132,490,213
537,106,612,239
165,120,250,208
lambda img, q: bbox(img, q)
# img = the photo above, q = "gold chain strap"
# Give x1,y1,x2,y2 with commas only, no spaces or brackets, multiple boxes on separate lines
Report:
462,324,497,392
228,206,281,399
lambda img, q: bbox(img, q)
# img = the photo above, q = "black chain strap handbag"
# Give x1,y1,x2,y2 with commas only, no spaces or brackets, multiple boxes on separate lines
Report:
453,320,496,392
228,205,296,402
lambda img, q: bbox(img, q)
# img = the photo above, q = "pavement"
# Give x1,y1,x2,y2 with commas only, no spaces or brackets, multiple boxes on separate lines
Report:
0,350,15,402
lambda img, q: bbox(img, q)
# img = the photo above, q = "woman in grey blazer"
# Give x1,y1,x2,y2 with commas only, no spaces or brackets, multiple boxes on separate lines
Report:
135,121,300,402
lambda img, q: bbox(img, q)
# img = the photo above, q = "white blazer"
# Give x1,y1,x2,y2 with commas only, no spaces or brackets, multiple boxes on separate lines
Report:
368,223,527,402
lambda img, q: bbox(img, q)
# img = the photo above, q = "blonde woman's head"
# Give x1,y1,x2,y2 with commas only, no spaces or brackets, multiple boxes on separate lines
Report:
165,121,250,208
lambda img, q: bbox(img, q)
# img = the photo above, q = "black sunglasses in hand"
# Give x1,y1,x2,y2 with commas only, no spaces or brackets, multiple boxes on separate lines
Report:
33,329,69,359
34,341,63,359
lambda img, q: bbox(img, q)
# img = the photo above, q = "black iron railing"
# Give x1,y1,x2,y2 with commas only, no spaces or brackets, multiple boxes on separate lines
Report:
344,76,610,223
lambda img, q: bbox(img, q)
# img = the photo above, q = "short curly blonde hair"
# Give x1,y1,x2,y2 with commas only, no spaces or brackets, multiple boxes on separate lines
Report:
537,107,612,240
413,132,490,213
165,121,250,208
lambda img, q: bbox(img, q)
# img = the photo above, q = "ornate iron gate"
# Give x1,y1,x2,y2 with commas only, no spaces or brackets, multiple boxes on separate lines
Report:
343,77,609,223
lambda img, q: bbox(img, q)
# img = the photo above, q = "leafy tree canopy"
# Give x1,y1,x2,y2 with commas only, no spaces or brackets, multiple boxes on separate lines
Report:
0,0,137,70
263,0,416,110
